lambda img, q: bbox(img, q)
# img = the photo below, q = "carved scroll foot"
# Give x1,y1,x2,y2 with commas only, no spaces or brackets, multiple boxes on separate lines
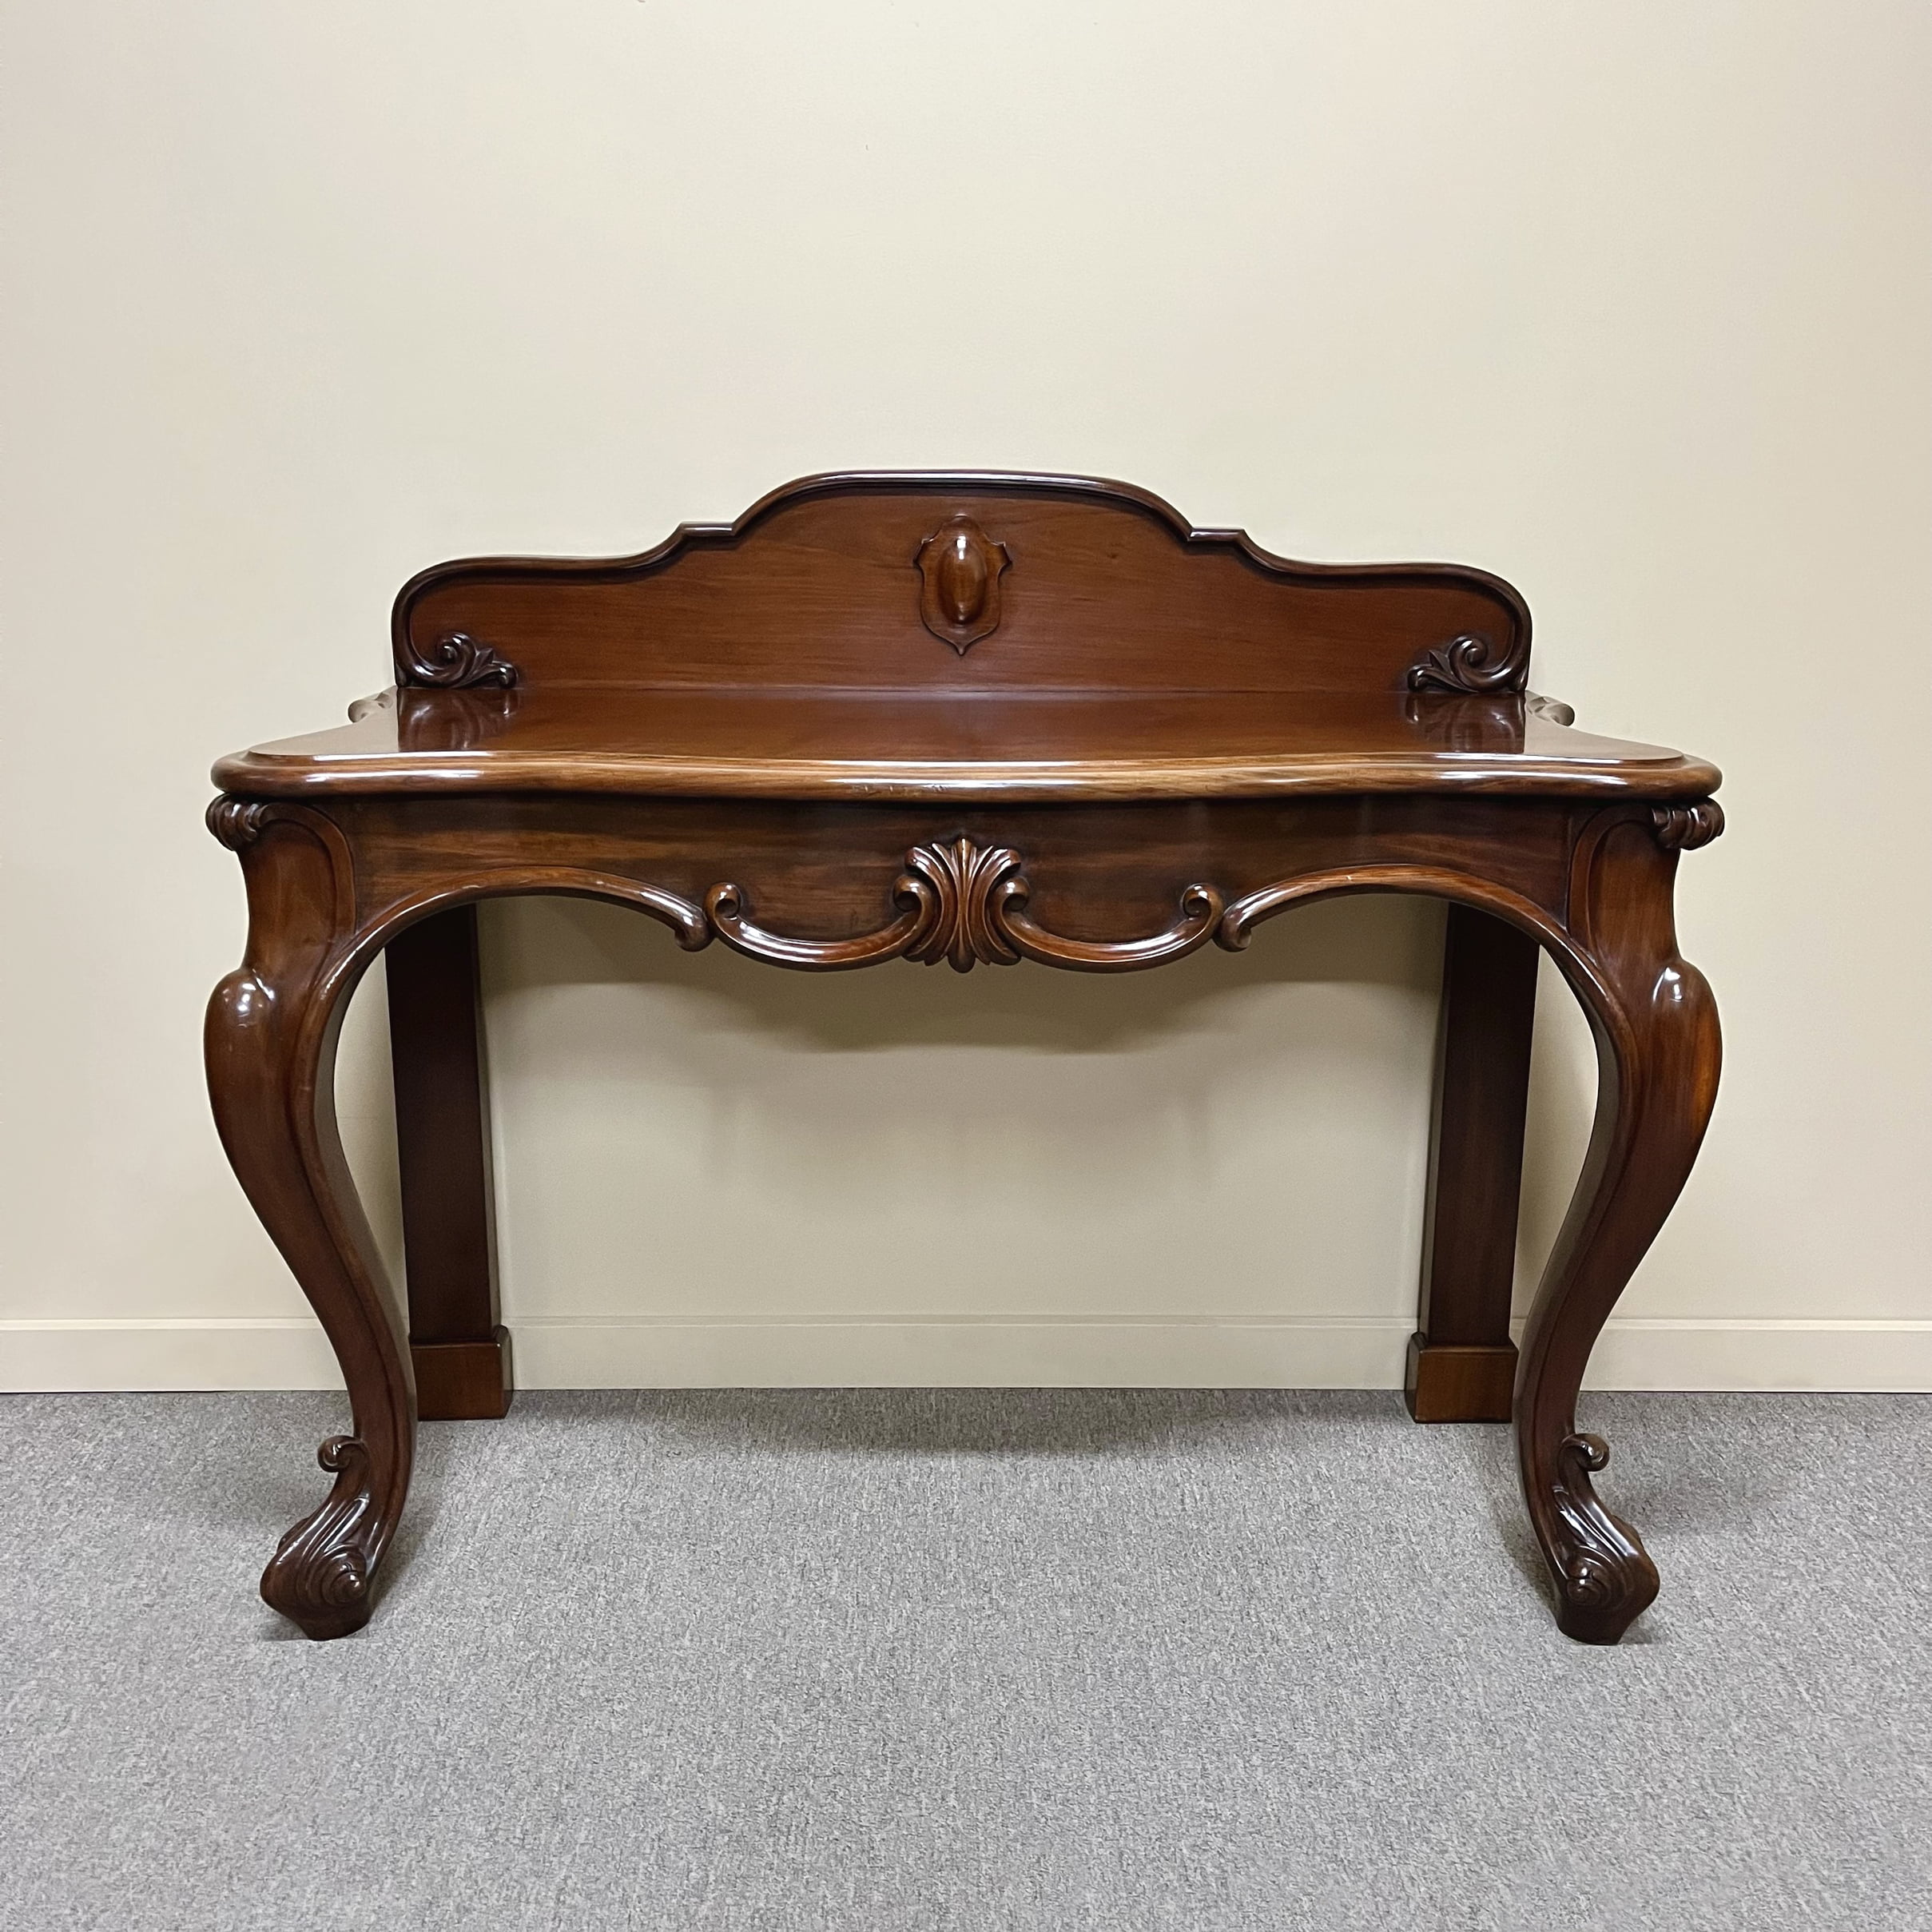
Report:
1546,1433,1660,1644
260,1437,382,1640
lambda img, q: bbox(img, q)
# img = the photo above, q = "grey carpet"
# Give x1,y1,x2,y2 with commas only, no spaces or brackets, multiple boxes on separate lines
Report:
1,1391,1926,1931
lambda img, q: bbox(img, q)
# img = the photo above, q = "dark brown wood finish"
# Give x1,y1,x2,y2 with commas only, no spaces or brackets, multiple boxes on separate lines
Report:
205,472,1723,1645
384,907,511,1421
1406,908,1541,1422
388,471,1532,698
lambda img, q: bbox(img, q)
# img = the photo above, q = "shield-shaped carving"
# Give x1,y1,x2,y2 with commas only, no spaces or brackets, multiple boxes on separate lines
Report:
915,515,1012,654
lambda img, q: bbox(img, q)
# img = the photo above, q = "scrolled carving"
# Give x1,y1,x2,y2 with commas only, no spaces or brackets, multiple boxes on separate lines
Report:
205,797,271,849
706,874,932,971
1000,874,1222,973
259,1436,380,1640
708,838,1220,975
915,515,1012,654
399,630,520,690
1651,801,1724,852
1549,1432,1659,1643
901,837,1025,970
1407,630,1528,696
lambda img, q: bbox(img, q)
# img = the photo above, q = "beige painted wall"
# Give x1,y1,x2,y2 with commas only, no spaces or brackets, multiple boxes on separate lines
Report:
3,1,1926,1389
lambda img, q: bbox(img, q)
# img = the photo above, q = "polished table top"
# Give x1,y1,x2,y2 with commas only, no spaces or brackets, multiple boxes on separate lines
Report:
215,685,1719,804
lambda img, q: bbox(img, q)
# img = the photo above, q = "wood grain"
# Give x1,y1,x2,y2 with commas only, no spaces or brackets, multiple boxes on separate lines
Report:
384,908,511,1421
216,686,1718,804
1406,908,1540,1423
205,473,1724,1644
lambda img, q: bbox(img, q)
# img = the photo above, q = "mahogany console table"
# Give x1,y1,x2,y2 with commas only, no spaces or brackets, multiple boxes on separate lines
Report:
206,472,1722,1645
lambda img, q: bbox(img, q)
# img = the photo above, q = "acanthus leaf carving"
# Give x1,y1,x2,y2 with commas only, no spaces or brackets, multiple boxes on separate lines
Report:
706,839,1219,974
205,797,270,850
901,838,1024,970
1550,1432,1660,1644
1407,630,1529,696
258,1435,380,1640
1651,801,1724,852
399,630,520,690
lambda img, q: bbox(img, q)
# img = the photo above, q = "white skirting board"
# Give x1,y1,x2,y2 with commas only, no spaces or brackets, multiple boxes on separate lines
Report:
3,1317,1930,1393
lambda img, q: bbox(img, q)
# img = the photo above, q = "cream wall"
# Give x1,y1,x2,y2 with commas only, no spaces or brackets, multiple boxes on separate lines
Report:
3,1,1926,1390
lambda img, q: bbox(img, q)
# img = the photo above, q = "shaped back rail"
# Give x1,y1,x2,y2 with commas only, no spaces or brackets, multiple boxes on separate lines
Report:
394,472,1531,699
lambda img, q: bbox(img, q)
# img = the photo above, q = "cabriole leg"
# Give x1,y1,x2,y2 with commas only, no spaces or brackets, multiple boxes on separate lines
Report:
1518,812,1721,1643
205,800,413,1639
